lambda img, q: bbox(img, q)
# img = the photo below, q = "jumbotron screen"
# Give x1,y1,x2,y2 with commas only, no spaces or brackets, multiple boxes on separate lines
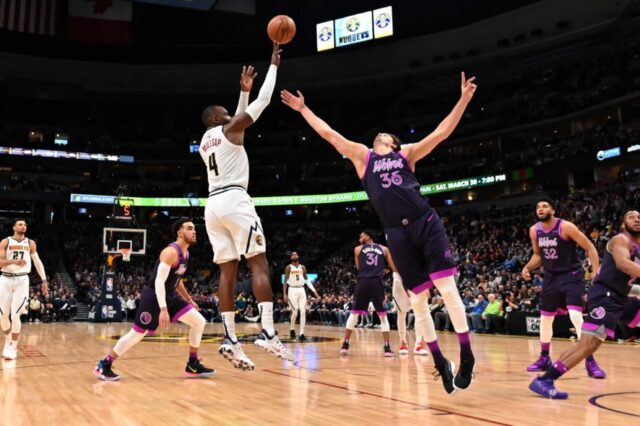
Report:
316,6,393,52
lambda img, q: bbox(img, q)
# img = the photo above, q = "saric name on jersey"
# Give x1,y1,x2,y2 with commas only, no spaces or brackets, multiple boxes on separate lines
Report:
200,137,223,153
538,236,558,248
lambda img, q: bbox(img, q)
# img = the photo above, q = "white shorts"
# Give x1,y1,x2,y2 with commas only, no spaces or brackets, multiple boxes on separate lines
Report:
0,275,29,317
287,287,307,311
393,278,411,313
205,188,266,264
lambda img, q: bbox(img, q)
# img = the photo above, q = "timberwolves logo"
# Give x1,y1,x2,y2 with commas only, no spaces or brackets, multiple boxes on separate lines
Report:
346,17,360,32
318,26,332,42
140,312,152,325
590,307,606,320
256,235,264,246
375,13,391,29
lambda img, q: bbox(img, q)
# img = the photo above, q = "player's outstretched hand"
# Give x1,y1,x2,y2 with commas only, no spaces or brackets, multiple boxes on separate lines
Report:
281,90,305,111
460,72,477,102
159,308,170,329
271,42,282,66
41,280,48,295
522,267,531,281
239,65,258,92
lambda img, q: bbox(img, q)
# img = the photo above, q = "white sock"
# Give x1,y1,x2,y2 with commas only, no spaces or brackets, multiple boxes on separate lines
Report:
568,310,584,340
222,311,238,343
259,302,275,336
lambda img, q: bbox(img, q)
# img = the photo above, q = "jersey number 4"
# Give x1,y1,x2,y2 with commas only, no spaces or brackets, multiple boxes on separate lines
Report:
12,251,25,260
208,153,219,176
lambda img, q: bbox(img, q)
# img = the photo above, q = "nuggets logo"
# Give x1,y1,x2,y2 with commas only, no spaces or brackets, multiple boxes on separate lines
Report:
590,307,606,320
346,18,360,32
375,13,390,29
318,27,332,42
256,235,264,246
140,312,152,325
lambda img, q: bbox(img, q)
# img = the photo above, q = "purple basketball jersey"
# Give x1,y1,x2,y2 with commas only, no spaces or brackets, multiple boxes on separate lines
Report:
358,243,386,278
593,235,640,297
145,242,189,297
361,150,432,227
535,219,582,275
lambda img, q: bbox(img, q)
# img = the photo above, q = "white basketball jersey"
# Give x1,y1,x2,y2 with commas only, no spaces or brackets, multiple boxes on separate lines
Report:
199,125,250,193
2,236,31,274
287,264,305,286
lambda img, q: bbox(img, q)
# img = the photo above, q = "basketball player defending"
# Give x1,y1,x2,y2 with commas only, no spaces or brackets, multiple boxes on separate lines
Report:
284,251,320,341
341,230,397,357
282,73,477,394
94,219,214,380
522,198,605,378
199,43,293,369
530,211,640,399
0,219,48,360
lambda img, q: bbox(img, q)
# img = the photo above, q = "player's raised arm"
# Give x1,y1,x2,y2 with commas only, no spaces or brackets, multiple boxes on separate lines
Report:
610,234,640,277
235,65,258,115
281,89,369,174
562,221,600,274
402,72,477,165
523,225,542,280
156,246,179,329
224,43,282,139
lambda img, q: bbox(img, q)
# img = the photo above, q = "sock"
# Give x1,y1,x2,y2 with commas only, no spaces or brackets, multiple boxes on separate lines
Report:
457,332,473,359
221,311,238,343
104,354,115,364
541,361,569,381
384,340,390,346
189,351,198,363
344,338,349,344
426,340,447,367
586,354,595,362
541,342,551,356
259,302,275,337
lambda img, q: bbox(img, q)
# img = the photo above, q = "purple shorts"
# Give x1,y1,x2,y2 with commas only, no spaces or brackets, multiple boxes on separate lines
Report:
582,284,640,340
540,270,586,316
133,287,193,334
351,276,386,316
385,210,456,294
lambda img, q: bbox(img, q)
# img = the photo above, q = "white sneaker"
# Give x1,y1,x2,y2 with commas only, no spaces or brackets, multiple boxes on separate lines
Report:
254,330,294,361
218,338,255,371
413,341,430,356
3,342,17,360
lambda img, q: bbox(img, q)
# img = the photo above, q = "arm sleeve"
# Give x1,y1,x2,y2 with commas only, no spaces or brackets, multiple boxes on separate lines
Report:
244,64,277,122
235,91,250,115
155,262,172,309
31,252,47,282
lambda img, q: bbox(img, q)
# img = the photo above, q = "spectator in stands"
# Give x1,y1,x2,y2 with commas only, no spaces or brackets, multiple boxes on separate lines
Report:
482,293,504,333
469,294,488,332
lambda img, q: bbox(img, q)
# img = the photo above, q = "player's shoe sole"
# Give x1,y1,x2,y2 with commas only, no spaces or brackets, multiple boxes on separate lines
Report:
218,344,255,371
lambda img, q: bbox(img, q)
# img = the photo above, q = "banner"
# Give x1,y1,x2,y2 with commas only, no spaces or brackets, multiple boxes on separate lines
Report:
0,0,60,35
526,316,540,333
68,0,132,45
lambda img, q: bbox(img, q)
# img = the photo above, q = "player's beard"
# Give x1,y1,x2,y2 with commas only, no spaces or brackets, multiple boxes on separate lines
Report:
537,213,552,222
624,225,640,238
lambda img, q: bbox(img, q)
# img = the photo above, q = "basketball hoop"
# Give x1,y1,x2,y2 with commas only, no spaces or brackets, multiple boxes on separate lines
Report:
120,248,132,262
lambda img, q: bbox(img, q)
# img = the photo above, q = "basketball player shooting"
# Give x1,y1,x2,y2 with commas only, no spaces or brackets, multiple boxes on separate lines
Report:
529,211,640,399
522,198,605,378
284,251,319,341
94,219,214,381
282,73,477,394
199,43,294,370
0,219,48,360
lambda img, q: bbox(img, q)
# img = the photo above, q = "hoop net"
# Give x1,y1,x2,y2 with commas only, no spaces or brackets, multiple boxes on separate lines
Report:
120,248,132,262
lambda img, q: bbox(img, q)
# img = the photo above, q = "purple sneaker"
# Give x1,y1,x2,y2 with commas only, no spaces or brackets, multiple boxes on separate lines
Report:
528,377,569,399
586,359,606,379
527,355,552,372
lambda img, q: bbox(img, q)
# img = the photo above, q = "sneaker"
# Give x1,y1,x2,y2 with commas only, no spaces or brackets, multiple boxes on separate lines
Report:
528,377,568,399
453,356,475,391
384,344,395,357
398,341,409,355
585,359,606,379
340,341,349,355
219,338,255,371
93,360,120,381
254,330,294,361
3,342,16,360
184,359,215,378
413,341,429,356
290,329,296,340
299,334,307,342
527,355,552,372
433,359,456,395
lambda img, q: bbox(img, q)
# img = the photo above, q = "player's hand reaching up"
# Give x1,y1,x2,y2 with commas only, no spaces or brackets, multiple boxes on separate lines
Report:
460,72,477,103
159,308,170,329
281,90,305,112
271,42,282,66
239,65,258,92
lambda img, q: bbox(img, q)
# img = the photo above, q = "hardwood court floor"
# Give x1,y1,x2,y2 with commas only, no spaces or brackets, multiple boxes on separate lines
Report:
1,322,639,425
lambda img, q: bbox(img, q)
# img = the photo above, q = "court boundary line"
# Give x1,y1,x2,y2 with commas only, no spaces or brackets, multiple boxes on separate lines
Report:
588,392,640,418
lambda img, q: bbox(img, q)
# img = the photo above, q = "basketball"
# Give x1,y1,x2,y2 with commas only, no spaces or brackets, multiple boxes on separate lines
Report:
267,15,296,44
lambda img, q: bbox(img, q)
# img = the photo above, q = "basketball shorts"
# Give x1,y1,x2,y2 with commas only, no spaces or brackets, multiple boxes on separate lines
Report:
0,275,29,319
133,287,193,334
287,286,307,311
205,188,266,264
582,284,640,341
384,210,457,294
540,270,585,316
352,277,386,316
